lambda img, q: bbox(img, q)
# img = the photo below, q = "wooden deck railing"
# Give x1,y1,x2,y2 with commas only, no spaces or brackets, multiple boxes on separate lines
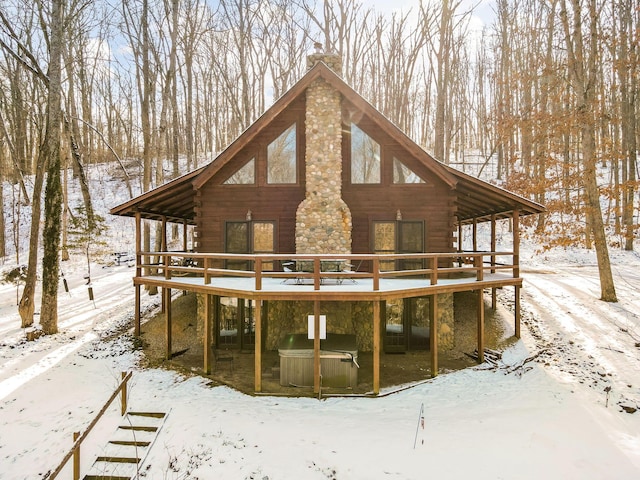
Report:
47,371,132,480
138,251,517,291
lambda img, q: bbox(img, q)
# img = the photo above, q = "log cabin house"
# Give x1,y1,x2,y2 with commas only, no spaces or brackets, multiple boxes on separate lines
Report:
111,50,544,396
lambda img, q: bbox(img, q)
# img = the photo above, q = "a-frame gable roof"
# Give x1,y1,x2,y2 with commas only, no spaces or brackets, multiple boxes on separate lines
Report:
111,61,544,223
192,61,457,190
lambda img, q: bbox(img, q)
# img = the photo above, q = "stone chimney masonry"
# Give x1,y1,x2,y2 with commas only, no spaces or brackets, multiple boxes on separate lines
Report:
295,49,352,255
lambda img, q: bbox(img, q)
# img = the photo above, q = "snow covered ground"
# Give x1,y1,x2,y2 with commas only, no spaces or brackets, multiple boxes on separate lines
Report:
1,165,639,479
0,243,639,479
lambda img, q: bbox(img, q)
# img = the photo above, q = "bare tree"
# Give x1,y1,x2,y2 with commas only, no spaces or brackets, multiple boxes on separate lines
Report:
39,0,65,334
559,0,617,301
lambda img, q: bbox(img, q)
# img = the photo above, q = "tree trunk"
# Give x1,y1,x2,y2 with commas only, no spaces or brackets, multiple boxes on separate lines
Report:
560,0,617,302
39,0,65,334
18,143,45,328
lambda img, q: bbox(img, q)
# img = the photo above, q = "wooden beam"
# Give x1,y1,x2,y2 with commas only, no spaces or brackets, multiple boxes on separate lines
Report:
134,285,141,337
313,300,321,394
515,285,521,338
513,209,520,278
472,218,478,252
183,220,188,252
490,214,496,271
165,288,172,360
373,300,381,394
430,294,438,377
203,294,211,374
458,222,463,252
135,212,142,336
477,289,484,363
491,214,497,309
254,300,262,392
161,216,167,251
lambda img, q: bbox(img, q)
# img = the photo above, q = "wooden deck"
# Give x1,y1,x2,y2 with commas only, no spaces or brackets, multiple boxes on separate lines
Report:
132,251,522,396
133,251,521,301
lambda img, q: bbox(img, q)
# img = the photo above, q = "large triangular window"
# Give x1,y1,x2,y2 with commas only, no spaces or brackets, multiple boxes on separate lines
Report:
393,158,425,184
224,158,255,184
351,123,380,184
267,124,297,184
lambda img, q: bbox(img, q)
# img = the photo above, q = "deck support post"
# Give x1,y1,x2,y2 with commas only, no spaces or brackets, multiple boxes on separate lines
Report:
134,212,142,336
472,218,478,252
255,300,262,392
134,285,141,337
183,220,188,251
313,300,321,394
161,216,168,313
491,214,497,310
477,289,484,363
373,300,381,394
165,288,172,360
203,294,211,374
514,285,521,338
513,209,520,278
430,294,438,377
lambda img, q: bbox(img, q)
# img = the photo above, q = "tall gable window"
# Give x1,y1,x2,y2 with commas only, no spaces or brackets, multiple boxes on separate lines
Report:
351,123,380,184
267,124,297,184
393,158,425,184
224,158,255,184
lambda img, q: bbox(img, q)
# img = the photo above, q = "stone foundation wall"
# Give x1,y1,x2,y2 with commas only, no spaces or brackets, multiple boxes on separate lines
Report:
265,295,455,353
196,293,455,352
267,300,372,350
437,293,455,350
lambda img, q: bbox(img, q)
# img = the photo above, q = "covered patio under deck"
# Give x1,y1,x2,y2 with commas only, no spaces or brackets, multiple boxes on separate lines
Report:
132,248,523,396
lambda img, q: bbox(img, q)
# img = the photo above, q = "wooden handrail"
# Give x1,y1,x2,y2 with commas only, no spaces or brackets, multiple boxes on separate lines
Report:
134,251,520,291
47,371,132,480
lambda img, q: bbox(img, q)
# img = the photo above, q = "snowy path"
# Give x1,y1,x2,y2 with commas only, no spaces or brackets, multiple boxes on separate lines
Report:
517,261,640,412
0,264,143,401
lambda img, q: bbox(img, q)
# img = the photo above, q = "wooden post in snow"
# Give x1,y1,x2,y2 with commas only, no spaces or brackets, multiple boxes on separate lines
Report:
373,300,381,394
204,294,211,374
255,300,262,392
165,287,172,360
515,286,521,339
491,214,497,310
477,289,485,363
134,211,142,336
430,294,438,377
313,300,321,394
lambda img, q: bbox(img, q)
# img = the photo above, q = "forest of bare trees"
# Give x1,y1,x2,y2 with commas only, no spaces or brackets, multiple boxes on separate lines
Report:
0,0,638,327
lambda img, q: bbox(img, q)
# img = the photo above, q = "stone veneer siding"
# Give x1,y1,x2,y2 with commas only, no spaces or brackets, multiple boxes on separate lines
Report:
295,56,351,254
266,293,454,353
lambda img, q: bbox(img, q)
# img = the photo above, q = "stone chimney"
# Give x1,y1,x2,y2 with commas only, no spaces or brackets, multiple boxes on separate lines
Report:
295,47,352,255
306,42,343,77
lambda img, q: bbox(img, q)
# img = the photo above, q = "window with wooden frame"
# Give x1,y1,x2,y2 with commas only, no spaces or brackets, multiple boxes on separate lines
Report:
392,157,425,184
372,220,425,271
267,124,297,184
350,123,380,184
225,221,275,271
224,158,256,184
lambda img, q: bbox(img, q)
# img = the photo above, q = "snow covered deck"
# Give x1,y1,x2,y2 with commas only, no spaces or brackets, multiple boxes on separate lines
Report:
132,251,522,301
134,271,521,301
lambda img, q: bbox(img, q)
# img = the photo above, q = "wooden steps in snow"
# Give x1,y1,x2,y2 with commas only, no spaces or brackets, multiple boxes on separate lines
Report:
82,411,167,480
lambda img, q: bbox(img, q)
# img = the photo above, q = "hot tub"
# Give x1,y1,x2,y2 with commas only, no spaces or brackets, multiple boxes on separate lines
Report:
278,333,358,388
